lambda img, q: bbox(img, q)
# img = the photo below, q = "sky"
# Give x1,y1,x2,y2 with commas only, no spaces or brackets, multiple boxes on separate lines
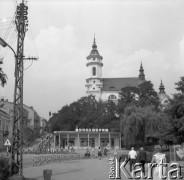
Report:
0,0,184,119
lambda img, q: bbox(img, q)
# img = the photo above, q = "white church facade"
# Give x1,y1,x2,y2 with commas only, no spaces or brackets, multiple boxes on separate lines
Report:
85,38,170,105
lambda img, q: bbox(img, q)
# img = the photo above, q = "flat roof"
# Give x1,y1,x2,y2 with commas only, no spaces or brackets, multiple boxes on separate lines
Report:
54,131,120,135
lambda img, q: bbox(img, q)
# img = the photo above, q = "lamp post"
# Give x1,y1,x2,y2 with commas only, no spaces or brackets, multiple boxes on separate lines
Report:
0,36,24,176
0,38,16,57
0,38,17,78
49,112,51,153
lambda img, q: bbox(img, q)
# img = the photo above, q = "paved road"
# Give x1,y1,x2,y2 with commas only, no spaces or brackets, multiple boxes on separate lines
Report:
16,154,184,180
23,158,110,180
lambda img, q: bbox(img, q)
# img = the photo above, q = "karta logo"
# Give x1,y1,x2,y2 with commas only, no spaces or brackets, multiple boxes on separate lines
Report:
109,157,183,179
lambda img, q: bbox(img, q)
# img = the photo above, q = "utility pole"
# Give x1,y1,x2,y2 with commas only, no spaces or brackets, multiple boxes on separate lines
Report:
10,0,28,176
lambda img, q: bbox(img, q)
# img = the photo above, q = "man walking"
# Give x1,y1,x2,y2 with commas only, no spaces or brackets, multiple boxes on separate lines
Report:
128,147,137,173
138,147,147,176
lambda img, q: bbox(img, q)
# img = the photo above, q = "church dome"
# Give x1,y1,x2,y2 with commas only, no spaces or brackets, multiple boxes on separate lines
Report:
158,80,170,106
87,37,103,60
158,93,170,106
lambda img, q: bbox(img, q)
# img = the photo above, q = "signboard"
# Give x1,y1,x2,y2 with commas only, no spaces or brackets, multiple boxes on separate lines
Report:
4,139,11,146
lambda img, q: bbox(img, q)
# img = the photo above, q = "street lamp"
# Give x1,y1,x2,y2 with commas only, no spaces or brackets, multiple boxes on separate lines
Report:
0,37,16,57
0,37,23,175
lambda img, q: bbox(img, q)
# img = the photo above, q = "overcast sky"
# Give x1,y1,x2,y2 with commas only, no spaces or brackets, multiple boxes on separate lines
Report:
0,0,184,119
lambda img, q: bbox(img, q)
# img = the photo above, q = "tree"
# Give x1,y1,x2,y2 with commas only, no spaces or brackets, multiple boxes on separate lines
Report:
50,95,121,132
175,76,184,93
121,105,170,148
103,100,119,131
118,86,139,114
163,77,184,144
137,81,160,108
118,80,160,115
0,68,7,87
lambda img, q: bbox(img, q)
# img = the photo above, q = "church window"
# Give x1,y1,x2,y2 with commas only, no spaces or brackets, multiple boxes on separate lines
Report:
93,88,95,90
92,67,96,76
108,95,117,100
93,81,95,83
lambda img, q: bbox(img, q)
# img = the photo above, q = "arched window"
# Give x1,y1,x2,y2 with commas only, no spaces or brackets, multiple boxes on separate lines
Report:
108,95,117,100
92,67,96,76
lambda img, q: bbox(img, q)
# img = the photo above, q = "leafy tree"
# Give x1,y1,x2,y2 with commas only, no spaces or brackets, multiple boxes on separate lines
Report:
121,105,170,148
137,81,160,108
103,100,119,131
163,77,184,144
0,68,7,87
118,86,138,114
118,80,160,115
175,76,184,93
50,95,121,132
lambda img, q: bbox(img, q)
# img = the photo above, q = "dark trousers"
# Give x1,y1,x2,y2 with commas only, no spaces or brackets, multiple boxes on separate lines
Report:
129,159,136,172
140,160,146,175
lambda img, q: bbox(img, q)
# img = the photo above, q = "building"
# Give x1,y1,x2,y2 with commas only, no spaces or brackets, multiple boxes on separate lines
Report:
85,38,145,102
0,107,11,149
85,38,170,104
40,117,48,135
0,99,40,138
23,105,40,137
53,128,121,150
158,80,170,107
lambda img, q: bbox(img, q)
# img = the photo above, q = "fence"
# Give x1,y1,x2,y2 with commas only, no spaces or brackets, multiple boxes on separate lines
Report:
32,153,98,167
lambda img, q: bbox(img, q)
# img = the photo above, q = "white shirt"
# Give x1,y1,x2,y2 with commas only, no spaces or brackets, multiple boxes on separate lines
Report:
128,150,137,159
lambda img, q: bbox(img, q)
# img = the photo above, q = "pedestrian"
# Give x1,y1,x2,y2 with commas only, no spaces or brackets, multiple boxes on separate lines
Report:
98,147,102,160
91,146,95,158
128,147,137,173
114,149,118,157
151,145,169,180
103,147,107,157
138,147,147,176
84,148,90,158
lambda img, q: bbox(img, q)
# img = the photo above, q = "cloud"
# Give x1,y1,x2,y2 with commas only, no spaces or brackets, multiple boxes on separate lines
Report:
23,25,88,118
175,36,184,71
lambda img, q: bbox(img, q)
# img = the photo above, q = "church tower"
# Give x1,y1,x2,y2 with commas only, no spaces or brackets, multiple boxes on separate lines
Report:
139,62,145,81
159,80,165,94
85,37,103,100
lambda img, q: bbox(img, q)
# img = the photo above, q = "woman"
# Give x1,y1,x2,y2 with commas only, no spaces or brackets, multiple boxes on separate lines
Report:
98,147,102,160
151,145,169,180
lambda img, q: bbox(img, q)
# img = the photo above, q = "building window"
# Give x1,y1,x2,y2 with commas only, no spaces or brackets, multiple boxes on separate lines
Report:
92,67,96,76
80,138,95,147
108,95,117,100
93,81,95,83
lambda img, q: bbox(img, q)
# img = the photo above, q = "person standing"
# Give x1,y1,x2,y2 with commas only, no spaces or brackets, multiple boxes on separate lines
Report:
98,147,102,160
151,145,169,180
128,147,137,173
138,147,147,176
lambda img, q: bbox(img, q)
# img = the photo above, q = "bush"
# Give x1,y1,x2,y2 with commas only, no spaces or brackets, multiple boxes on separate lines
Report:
0,156,10,180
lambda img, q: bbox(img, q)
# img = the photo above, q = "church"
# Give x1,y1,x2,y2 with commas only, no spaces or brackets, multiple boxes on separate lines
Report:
85,38,170,105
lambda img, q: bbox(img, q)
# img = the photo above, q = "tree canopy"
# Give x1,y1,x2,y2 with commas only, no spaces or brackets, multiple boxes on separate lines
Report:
0,68,7,87
50,95,120,132
162,77,184,144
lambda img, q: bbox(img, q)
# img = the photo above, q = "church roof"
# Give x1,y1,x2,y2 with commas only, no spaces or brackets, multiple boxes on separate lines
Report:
101,77,143,91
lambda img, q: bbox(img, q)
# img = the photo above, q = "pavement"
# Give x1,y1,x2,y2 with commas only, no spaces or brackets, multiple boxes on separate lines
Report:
20,154,184,180
23,157,110,180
